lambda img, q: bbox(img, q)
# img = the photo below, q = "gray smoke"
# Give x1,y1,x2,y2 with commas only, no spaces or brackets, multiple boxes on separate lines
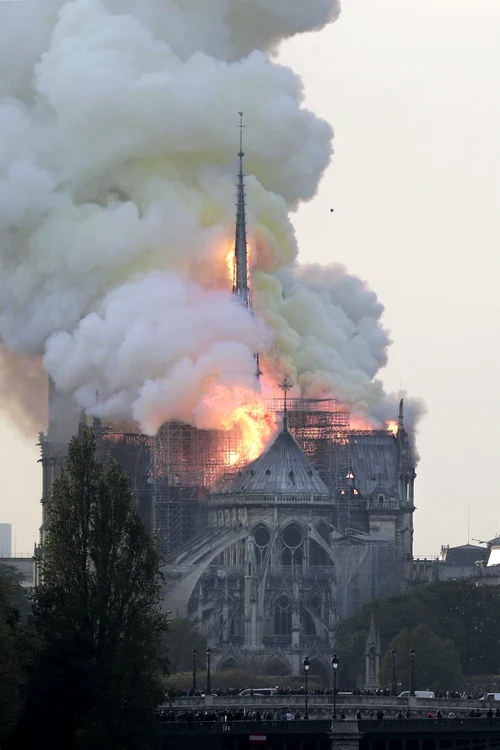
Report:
0,0,424,444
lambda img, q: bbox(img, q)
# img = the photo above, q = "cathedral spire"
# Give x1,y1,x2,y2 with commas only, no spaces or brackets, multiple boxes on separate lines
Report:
233,112,261,379
398,398,404,431
279,378,292,433
233,112,250,310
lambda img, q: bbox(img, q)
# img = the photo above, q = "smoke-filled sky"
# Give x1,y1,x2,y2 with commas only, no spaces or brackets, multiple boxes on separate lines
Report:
1,0,500,555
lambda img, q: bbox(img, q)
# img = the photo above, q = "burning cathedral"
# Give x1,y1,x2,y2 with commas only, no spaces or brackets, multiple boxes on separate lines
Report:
39,124,416,680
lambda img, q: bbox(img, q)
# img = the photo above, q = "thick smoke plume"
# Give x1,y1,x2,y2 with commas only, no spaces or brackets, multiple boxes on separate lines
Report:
0,0,423,440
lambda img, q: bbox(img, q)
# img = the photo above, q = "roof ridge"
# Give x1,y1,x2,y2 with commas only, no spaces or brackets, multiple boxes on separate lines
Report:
229,427,329,495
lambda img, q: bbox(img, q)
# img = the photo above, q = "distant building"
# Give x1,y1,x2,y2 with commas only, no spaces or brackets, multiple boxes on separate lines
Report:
411,541,500,586
0,523,12,556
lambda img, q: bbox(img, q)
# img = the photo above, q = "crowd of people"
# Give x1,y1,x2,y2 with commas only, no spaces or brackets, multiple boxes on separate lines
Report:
159,709,306,722
167,686,500,700
158,707,500,723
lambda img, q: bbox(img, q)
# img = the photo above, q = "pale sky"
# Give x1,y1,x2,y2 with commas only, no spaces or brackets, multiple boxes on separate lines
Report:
1,0,500,556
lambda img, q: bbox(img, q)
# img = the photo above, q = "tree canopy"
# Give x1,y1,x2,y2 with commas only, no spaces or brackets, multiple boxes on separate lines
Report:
165,617,207,675
334,580,500,685
12,427,169,750
0,564,38,742
379,624,463,692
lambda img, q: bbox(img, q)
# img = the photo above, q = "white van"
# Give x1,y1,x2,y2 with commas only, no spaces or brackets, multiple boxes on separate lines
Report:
479,693,500,701
239,688,278,697
398,690,435,699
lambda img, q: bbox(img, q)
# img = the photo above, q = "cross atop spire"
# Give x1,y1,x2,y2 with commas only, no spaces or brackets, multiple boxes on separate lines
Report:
279,378,293,432
238,110,245,158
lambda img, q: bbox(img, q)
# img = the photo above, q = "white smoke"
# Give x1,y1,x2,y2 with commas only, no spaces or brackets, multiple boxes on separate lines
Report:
0,0,423,439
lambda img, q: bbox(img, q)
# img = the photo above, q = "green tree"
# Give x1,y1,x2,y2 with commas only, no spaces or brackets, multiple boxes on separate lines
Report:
379,624,463,692
334,579,500,684
165,617,206,674
13,428,168,750
0,564,38,741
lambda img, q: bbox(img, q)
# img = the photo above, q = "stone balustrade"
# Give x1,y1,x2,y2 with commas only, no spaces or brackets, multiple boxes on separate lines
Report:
165,693,498,718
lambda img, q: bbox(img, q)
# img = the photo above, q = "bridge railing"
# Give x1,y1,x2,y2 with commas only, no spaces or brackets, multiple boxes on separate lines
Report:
160,720,331,734
160,718,500,736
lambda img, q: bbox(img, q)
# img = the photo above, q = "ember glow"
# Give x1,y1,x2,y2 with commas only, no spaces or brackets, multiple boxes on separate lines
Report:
225,244,235,285
386,420,398,436
223,397,277,463
202,384,277,466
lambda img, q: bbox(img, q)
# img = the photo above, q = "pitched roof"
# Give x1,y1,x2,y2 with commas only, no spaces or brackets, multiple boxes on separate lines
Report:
231,427,329,495
348,433,399,495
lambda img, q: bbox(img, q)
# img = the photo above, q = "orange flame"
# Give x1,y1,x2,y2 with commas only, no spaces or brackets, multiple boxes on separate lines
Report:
201,383,277,468
223,238,255,289
226,245,235,285
386,420,398,436
221,396,276,463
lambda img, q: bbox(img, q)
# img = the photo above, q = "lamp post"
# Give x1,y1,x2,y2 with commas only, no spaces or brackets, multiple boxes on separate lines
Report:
206,646,212,695
409,648,415,697
331,653,339,721
192,649,197,693
391,649,396,697
303,656,310,719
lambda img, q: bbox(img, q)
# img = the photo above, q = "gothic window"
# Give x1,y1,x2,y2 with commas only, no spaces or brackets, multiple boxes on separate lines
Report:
282,547,292,566
282,524,303,548
274,595,292,635
230,614,241,636
294,548,303,567
309,539,328,566
302,608,316,636
253,524,270,567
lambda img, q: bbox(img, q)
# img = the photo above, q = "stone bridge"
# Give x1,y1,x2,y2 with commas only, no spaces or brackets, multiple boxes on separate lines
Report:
160,717,500,750
167,694,495,719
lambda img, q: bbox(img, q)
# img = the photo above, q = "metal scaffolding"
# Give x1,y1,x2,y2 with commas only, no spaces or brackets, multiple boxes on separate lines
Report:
103,399,401,558
266,397,350,493
103,421,249,555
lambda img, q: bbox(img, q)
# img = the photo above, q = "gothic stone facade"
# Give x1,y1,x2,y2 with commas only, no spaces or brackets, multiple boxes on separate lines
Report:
163,413,415,681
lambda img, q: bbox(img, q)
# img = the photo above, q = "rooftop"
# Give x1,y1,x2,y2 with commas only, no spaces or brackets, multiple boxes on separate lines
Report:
230,426,330,496
348,432,399,496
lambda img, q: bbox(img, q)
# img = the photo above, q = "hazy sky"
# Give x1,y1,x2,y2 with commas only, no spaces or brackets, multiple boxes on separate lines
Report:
1,0,500,556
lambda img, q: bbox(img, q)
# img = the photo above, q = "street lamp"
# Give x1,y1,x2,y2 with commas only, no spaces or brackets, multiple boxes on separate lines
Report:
331,653,339,721
206,646,212,695
303,656,310,720
391,649,396,697
409,648,415,697
192,649,197,693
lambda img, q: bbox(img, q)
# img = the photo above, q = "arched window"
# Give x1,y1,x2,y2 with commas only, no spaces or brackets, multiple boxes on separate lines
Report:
301,608,316,636
253,524,270,567
281,523,303,567
293,548,303,567
274,596,292,635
